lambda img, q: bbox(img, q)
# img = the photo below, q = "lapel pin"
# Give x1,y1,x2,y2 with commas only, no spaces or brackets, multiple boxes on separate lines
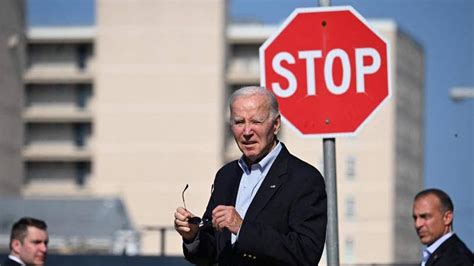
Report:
270,185,276,189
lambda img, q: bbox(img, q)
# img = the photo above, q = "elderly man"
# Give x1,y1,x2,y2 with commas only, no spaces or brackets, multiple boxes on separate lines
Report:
412,188,473,266
174,86,327,265
3,217,49,266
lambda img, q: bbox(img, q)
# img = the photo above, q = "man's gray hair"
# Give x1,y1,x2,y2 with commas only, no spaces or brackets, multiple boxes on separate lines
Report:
228,86,280,119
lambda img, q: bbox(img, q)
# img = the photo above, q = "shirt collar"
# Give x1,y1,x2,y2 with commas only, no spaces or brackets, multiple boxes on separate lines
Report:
9,254,26,265
238,142,282,174
426,231,454,254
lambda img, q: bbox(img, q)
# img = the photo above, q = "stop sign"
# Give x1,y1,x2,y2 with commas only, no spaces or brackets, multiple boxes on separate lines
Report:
260,6,391,137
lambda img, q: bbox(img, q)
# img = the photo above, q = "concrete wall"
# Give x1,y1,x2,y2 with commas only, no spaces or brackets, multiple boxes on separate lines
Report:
0,0,25,195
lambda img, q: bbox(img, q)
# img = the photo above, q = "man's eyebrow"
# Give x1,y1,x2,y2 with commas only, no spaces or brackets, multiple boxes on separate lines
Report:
417,212,429,217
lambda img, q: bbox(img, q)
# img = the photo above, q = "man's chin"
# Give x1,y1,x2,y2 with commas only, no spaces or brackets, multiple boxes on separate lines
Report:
34,257,46,265
240,146,255,156
419,236,431,245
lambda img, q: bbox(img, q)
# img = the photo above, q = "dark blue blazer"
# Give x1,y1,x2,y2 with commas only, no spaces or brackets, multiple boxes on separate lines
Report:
426,234,473,266
184,144,327,265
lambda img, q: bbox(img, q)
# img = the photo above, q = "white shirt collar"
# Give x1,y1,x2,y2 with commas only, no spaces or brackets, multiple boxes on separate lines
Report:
238,141,282,174
426,231,454,254
8,254,26,265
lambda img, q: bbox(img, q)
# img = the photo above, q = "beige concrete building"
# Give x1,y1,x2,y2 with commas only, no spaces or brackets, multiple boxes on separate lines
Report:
92,0,226,254
0,0,25,195
11,1,424,263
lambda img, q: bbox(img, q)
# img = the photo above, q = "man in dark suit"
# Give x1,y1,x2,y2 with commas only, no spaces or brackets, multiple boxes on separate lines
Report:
174,86,327,265
2,217,48,266
412,188,473,266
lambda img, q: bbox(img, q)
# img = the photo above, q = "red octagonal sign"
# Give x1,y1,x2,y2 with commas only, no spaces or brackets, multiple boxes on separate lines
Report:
260,6,391,137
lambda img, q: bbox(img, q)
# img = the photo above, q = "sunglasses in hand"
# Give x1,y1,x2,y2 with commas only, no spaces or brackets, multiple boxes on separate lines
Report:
182,184,213,228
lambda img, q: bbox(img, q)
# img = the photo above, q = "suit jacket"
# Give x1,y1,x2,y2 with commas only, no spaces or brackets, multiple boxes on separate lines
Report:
2,257,23,266
184,144,327,265
426,234,474,266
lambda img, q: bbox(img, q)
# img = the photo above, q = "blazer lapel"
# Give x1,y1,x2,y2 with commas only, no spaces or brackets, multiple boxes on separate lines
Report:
426,250,441,266
425,234,457,266
243,145,289,222
219,162,243,245
230,164,243,205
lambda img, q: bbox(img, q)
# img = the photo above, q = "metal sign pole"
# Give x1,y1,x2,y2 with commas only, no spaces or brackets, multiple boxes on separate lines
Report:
317,0,339,262
323,137,340,266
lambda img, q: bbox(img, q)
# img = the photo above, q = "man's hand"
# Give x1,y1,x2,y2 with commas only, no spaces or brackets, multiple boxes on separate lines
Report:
212,205,243,234
174,207,199,242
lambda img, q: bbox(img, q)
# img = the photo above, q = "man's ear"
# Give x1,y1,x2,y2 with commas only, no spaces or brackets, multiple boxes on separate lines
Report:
11,239,22,254
443,210,453,227
273,114,281,135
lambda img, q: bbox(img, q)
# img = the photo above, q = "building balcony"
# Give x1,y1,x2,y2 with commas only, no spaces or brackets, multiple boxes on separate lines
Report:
226,71,260,85
22,145,92,162
226,57,260,85
227,24,276,44
24,67,94,84
23,107,93,123
27,26,95,44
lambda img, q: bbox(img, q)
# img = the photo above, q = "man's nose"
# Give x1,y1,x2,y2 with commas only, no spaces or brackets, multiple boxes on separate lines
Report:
414,218,423,229
243,123,253,135
39,243,48,252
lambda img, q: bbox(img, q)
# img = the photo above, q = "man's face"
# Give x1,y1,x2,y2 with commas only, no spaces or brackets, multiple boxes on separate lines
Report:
12,226,48,265
230,94,280,164
412,194,452,246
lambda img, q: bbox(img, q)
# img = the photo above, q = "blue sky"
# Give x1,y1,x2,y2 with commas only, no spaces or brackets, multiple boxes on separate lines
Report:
28,0,473,249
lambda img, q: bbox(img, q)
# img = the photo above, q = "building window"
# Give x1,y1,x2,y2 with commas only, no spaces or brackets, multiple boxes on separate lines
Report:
345,236,355,262
77,44,89,70
74,123,91,147
345,195,355,221
75,161,90,186
76,83,92,109
346,155,356,180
